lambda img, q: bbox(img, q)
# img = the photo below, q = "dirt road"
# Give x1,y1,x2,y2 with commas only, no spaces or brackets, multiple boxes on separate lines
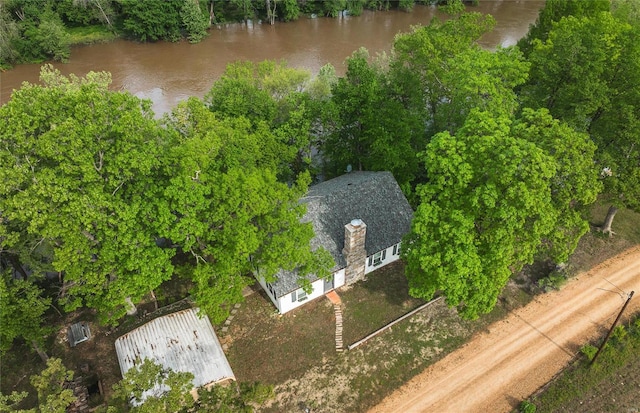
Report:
369,246,640,413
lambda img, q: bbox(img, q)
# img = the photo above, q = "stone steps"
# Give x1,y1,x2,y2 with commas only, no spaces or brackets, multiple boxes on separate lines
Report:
334,304,344,352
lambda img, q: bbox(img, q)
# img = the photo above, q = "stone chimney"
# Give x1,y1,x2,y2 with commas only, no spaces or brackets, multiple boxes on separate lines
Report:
343,219,367,285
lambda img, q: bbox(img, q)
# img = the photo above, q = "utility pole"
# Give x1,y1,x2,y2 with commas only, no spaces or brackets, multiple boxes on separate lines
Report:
590,290,634,366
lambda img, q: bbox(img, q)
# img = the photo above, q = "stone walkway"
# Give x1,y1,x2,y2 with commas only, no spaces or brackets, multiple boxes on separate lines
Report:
326,290,344,352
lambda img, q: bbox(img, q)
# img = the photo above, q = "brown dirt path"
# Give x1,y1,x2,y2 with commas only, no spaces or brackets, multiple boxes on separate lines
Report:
369,246,640,413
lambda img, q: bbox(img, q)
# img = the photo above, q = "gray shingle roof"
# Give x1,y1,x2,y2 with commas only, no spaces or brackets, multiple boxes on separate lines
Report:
270,171,413,297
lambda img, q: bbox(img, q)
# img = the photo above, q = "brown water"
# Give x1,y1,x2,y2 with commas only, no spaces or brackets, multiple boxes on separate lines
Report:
0,1,542,116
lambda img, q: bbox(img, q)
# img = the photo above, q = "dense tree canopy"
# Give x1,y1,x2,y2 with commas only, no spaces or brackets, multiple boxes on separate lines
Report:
513,108,601,262
322,48,419,187
3,3,633,408
0,269,51,355
161,98,333,321
517,0,611,57
0,65,172,323
522,8,640,232
206,60,332,180
391,10,528,137
0,66,332,327
403,109,600,319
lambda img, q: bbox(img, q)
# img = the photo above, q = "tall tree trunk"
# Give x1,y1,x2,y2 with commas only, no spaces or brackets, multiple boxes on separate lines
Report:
209,0,215,25
124,297,137,316
601,205,618,236
93,0,114,32
266,0,276,25
32,341,49,363
150,289,158,311
5,253,28,279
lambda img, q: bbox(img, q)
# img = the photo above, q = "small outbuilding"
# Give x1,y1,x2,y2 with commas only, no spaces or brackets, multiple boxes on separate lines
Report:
68,321,91,347
114,308,234,400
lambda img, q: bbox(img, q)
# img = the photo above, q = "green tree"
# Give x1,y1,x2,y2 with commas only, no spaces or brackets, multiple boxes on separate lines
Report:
0,1,20,68
0,390,35,413
322,0,346,17
160,98,333,322
55,0,115,28
0,359,76,413
517,0,610,57
180,0,208,43
119,0,182,42
36,11,70,62
5,2,71,63
512,108,601,263
110,358,195,413
0,270,51,355
30,358,76,413
521,11,640,234
278,0,299,21
403,111,558,319
195,382,274,412
230,0,254,20
390,11,527,138
205,60,319,180
0,65,173,324
323,48,418,187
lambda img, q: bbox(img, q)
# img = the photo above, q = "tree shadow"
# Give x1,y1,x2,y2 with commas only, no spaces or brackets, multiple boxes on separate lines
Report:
358,260,420,307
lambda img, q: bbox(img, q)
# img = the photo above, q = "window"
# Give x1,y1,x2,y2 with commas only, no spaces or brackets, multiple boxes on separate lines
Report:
371,250,386,266
393,243,401,256
266,282,276,299
291,289,308,303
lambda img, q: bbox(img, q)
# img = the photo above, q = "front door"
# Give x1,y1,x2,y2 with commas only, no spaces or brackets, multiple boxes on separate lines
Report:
323,275,334,293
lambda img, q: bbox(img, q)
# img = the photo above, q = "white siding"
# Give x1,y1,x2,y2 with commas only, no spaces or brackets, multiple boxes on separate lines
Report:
256,277,281,313
278,277,325,314
365,242,401,275
334,268,346,288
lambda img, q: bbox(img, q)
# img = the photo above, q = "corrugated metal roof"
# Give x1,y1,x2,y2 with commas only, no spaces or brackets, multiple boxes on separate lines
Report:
114,308,234,392
68,321,91,347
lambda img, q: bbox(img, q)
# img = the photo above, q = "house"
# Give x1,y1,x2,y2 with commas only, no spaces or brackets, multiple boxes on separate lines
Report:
114,308,234,401
257,171,413,314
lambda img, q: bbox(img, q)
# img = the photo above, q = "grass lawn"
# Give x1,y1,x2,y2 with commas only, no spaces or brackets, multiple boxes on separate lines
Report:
530,314,640,413
223,260,529,412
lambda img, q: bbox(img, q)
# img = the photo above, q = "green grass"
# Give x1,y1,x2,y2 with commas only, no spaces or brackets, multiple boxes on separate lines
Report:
341,261,425,344
223,291,336,385
530,315,640,413
234,261,531,412
567,202,640,275
589,202,640,244
66,25,117,45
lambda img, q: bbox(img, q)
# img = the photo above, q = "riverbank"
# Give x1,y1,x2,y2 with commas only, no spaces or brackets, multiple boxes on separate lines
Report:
1,2,543,115
67,25,118,46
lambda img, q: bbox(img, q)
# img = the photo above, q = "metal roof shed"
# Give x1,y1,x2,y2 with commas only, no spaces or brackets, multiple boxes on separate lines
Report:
114,308,234,397
68,321,91,347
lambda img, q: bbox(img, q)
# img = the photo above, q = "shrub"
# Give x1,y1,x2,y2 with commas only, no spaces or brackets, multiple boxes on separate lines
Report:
538,270,567,292
580,344,598,361
519,400,537,413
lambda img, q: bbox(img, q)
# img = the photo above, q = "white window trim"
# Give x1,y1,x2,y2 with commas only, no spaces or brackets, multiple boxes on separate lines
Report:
291,288,308,303
372,250,386,266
